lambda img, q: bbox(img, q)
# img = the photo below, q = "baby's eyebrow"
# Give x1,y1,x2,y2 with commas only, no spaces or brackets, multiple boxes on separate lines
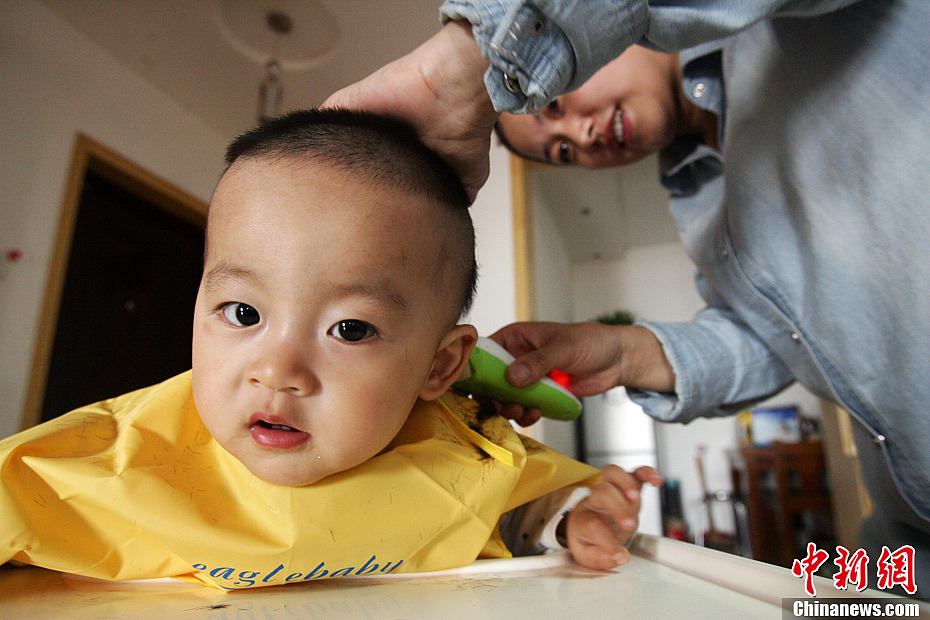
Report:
334,281,409,312
202,262,264,294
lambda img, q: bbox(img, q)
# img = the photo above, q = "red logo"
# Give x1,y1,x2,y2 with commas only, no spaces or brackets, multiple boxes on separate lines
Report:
792,543,917,596
876,545,917,595
792,543,830,596
833,546,869,592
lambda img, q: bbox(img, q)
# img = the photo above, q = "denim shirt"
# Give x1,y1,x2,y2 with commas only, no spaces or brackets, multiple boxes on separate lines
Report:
440,0,860,113
442,0,930,521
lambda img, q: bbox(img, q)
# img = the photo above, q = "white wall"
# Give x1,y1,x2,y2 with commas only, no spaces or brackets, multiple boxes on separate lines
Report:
463,144,518,337
1,0,230,438
530,181,575,324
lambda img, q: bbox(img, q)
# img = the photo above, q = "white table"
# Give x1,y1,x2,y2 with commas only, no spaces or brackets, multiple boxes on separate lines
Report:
1,535,924,619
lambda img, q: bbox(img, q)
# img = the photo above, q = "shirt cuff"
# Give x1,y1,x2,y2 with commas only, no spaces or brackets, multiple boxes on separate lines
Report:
441,1,647,114
442,1,574,113
627,321,737,423
539,486,590,551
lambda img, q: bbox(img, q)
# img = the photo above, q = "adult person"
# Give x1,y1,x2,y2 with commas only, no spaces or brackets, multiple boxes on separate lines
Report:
325,0,930,597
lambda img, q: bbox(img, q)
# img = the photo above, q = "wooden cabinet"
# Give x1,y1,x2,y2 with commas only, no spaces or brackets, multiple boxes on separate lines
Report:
731,441,835,567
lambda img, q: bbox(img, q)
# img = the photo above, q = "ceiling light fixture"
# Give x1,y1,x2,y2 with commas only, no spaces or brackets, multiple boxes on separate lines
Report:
214,0,340,124
257,11,291,123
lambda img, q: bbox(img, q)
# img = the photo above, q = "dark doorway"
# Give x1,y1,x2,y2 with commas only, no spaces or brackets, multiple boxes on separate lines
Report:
38,166,205,422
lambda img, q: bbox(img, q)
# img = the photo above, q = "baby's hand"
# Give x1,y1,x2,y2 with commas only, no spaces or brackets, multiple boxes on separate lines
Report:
565,465,663,570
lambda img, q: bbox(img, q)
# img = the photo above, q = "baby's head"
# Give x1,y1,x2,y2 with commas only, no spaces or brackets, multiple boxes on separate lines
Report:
192,109,478,486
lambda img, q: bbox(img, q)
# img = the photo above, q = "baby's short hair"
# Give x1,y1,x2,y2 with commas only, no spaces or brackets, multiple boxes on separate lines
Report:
224,108,477,316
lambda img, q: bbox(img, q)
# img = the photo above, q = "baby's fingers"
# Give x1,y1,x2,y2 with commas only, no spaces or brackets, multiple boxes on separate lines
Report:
585,481,637,532
566,464,665,571
601,464,662,505
633,465,664,488
567,507,631,570
598,464,647,511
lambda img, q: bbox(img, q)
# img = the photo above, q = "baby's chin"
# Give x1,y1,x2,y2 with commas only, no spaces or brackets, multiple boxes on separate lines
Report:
221,436,388,487
239,450,375,487
246,464,330,487
229,450,334,487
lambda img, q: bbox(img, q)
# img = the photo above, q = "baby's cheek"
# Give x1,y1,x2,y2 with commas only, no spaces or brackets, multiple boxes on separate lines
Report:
191,379,221,433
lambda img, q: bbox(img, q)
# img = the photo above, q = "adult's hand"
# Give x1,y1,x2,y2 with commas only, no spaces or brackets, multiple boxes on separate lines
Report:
323,20,498,201
489,321,675,426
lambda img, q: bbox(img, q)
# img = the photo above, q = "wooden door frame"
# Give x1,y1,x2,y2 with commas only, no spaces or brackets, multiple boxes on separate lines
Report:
510,153,537,322
20,133,208,430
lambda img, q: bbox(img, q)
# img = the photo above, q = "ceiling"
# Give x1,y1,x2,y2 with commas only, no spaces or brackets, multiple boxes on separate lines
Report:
530,157,676,262
40,0,444,138
39,0,677,262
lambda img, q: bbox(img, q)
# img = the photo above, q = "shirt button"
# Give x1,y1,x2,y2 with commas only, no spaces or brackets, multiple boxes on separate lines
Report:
503,73,522,94
718,246,729,259
873,434,886,445
790,332,801,344
692,83,707,98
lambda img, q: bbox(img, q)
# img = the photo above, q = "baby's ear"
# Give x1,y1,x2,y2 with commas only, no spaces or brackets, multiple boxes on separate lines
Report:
419,324,479,400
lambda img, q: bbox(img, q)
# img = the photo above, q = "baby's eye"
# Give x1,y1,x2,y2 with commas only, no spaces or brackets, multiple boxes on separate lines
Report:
221,302,260,327
328,319,377,343
556,140,572,164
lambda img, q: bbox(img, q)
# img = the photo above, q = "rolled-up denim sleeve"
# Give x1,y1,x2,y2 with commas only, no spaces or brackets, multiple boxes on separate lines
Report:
628,306,794,423
441,0,647,113
440,0,861,113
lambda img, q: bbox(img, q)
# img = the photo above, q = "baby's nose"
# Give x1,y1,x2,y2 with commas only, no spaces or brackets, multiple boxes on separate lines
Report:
247,343,318,396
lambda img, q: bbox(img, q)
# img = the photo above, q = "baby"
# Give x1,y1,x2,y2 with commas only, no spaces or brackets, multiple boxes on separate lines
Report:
193,108,481,488
0,109,651,589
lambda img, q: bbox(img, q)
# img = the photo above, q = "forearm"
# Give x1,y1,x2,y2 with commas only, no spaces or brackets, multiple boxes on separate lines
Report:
617,325,675,394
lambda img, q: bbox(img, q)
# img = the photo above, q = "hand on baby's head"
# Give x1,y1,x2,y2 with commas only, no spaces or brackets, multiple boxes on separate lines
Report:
565,465,663,570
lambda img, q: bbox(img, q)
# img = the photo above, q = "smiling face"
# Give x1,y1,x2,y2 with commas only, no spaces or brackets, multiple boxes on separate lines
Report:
497,46,689,168
191,157,476,486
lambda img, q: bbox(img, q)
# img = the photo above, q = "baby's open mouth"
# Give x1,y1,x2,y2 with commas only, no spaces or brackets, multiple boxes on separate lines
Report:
249,417,310,449
252,420,298,432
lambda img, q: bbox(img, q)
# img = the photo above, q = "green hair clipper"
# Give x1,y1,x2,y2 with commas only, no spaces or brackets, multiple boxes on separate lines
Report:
453,337,582,421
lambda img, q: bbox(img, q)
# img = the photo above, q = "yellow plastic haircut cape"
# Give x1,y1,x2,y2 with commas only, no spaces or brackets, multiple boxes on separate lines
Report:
1,372,598,589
